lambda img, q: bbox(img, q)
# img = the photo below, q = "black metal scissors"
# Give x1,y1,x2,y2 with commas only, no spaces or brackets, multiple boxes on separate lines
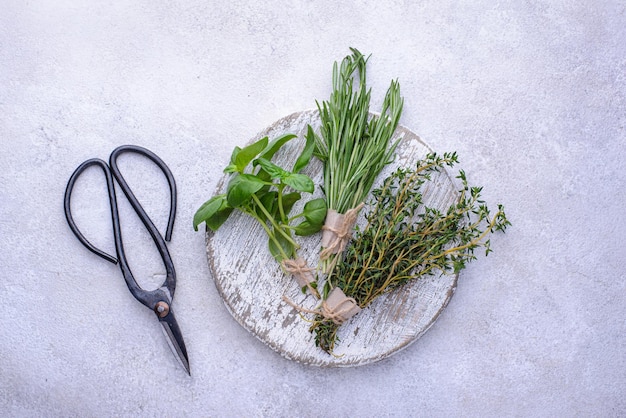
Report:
63,145,190,375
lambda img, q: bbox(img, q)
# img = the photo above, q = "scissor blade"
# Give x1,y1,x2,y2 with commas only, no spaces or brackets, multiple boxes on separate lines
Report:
159,310,191,375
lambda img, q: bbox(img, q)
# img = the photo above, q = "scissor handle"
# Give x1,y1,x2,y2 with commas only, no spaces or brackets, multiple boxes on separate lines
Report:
109,145,177,242
108,145,178,300
64,158,120,264
64,146,178,310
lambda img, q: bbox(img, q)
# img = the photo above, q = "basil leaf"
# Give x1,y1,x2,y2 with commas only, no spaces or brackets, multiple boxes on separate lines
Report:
234,136,268,173
294,220,321,236
283,173,314,193
193,194,233,231
257,191,278,221
205,207,234,231
281,192,301,217
256,165,273,184
226,174,266,207
223,164,238,174
254,157,289,180
292,126,315,173
302,198,327,225
258,133,297,161
267,232,295,262
224,146,243,173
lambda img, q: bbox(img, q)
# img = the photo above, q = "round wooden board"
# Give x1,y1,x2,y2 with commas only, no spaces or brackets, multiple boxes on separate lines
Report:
205,110,459,367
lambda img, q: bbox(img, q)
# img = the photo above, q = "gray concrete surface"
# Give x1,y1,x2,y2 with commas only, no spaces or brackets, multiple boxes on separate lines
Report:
1,1,624,416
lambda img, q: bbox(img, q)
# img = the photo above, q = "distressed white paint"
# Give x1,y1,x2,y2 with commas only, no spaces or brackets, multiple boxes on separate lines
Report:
206,110,459,366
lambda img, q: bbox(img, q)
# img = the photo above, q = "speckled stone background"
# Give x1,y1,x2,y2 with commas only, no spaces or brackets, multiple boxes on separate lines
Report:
1,1,624,416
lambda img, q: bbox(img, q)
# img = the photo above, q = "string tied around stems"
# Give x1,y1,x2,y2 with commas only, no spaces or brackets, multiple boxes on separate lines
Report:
319,202,365,261
281,257,319,298
282,287,361,326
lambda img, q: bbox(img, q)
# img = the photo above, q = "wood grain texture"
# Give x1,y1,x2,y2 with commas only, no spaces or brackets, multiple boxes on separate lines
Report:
205,110,459,367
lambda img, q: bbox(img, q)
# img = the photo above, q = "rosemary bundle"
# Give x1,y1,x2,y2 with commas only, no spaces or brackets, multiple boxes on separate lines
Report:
310,152,510,353
308,48,404,265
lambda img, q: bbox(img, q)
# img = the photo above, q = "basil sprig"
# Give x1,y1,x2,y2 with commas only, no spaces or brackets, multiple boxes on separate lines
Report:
194,133,326,262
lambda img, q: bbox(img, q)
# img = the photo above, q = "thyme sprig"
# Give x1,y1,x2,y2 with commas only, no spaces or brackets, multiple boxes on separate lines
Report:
311,152,510,353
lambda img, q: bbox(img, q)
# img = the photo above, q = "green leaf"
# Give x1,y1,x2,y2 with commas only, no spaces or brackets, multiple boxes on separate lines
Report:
205,206,234,231
283,173,314,193
254,157,289,180
256,165,273,184
193,195,224,230
193,194,233,231
223,164,238,174
294,220,322,236
256,191,278,222
281,192,301,216
233,137,268,173
226,174,266,207
302,198,327,226
258,133,297,161
230,146,242,163
224,146,242,173
292,127,315,173
267,232,295,262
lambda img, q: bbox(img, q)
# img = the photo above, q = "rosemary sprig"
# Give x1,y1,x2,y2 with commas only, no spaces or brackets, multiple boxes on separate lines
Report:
311,152,511,353
309,48,404,214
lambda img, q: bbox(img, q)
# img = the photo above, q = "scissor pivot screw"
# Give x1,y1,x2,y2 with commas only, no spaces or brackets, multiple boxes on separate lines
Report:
155,301,170,318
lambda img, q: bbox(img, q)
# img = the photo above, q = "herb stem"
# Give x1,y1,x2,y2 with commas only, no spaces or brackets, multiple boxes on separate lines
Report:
247,210,290,261
314,48,403,215
309,153,510,353
276,184,287,223
251,194,300,251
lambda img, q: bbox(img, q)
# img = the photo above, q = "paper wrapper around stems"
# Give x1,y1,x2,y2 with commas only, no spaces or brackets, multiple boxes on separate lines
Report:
282,286,361,325
320,204,364,261
281,257,315,288
323,287,361,325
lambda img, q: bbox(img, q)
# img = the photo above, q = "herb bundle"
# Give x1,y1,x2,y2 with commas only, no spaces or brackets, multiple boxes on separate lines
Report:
308,48,404,266
194,133,326,294
310,152,510,353
193,48,511,357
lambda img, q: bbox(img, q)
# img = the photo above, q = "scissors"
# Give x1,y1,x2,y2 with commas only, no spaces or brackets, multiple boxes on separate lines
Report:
63,145,190,375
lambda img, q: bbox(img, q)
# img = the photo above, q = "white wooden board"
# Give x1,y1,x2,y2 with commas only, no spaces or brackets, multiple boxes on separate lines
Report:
205,110,459,367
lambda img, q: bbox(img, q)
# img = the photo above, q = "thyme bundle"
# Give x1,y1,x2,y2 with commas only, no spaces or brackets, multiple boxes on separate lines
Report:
310,152,510,353
308,48,404,266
